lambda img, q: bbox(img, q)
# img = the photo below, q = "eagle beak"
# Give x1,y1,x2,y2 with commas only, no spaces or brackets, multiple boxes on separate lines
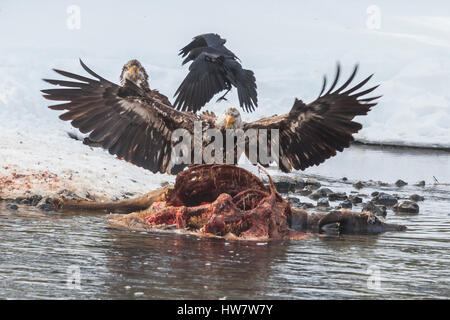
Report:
226,115,235,128
128,66,137,74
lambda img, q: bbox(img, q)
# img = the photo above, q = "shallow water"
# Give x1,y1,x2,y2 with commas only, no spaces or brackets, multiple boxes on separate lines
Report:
1,145,449,299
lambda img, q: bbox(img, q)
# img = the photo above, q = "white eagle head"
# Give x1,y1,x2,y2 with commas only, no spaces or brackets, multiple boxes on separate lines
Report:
216,107,243,129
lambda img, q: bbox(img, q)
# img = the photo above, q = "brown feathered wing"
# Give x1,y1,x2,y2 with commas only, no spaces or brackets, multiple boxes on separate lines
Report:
244,64,380,172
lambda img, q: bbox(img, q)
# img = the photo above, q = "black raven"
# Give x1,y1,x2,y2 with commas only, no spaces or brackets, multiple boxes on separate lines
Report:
173,33,258,113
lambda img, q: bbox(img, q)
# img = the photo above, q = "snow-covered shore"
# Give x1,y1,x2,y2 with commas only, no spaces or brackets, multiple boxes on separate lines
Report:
0,1,449,198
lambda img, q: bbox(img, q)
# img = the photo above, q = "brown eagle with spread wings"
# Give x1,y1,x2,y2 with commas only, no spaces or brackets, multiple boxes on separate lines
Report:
42,59,379,174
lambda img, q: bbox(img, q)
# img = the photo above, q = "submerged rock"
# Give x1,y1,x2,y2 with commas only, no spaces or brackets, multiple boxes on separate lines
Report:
372,192,398,206
37,197,55,212
317,198,330,208
349,195,363,204
305,178,321,189
273,176,305,193
339,200,353,209
328,192,347,201
409,194,424,202
310,188,334,200
395,179,408,187
15,195,43,206
362,201,387,217
6,203,18,210
287,197,300,204
393,201,419,214
353,181,366,189
298,202,315,209
415,180,426,187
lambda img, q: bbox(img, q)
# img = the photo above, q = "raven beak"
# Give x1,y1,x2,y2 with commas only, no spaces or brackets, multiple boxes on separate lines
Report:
226,115,235,128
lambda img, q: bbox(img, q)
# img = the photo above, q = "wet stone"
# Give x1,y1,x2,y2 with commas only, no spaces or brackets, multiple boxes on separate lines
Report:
394,201,419,214
310,188,334,200
305,178,321,189
353,181,366,189
297,189,312,196
37,197,55,212
287,197,300,204
362,201,387,217
58,189,82,200
395,179,408,187
298,202,315,209
371,191,379,197
349,195,363,204
372,192,398,206
339,200,353,209
317,198,330,208
273,176,305,193
409,194,424,202
328,192,347,201
15,195,42,206
6,203,18,210
415,180,426,187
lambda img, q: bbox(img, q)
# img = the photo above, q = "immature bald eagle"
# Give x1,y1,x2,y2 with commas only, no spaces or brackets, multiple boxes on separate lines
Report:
174,33,258,113
42,60,379,174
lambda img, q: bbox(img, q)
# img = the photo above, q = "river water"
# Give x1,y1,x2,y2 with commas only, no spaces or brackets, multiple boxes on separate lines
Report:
1,145,449,299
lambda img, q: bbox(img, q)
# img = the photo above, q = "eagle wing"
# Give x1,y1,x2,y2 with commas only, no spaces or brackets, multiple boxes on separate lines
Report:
244,64,380,172
42,60,197,174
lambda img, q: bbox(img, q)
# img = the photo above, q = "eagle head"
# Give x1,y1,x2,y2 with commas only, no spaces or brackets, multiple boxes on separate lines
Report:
216,107,243,129
120,59,150,90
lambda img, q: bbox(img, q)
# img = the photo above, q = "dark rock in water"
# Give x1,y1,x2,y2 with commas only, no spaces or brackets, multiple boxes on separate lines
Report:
409,194,425,202
395,179,408,187
353,181,366,189
273,176,305,193
328,192,347,201
310,188,333,200
38,204,54,212
349,195,363,204
342,177,348,181
377,181,390,187
298,202,315,209
371,191,379,197
29,195,43,206
14,195,43,206
58,189,81,200
6,203,18,210
415,180,426,187
394,201,419,214
339,200,353,209
362,201,387,217
287,197,300,204
37,197,55,212
317,198,330,208
372,192,398,206
297,188,312,196
305,178,321,189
